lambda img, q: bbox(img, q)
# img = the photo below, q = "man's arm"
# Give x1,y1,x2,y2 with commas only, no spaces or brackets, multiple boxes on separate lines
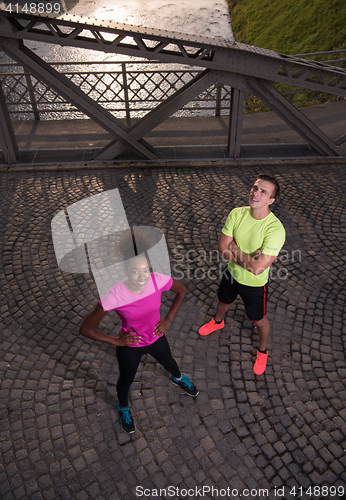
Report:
218,232,276,276
218,232,235,262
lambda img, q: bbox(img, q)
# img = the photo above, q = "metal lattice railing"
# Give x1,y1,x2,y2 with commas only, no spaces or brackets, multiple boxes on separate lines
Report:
0,60,230,119
0,51,345,120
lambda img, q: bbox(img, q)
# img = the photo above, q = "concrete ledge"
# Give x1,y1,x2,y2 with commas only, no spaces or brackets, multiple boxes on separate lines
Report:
1,156,345,173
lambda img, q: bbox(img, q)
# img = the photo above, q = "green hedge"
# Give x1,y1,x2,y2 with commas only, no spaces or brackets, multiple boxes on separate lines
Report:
228,0,346,54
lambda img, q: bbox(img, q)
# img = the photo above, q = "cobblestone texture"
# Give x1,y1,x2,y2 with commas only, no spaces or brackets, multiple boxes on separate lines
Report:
1,164,346,499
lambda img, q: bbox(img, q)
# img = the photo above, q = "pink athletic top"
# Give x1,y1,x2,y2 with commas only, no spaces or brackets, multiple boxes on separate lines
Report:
99,273,173,347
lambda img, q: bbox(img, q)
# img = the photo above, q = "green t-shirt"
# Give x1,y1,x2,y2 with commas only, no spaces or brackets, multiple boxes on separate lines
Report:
222,207,286,287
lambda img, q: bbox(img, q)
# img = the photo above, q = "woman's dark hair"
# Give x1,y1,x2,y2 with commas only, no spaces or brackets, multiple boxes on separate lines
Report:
118,229,152,265
257,174,281,199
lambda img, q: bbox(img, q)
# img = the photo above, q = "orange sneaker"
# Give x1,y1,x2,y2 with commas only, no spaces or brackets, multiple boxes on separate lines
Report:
198,318,224,336
253,351,268,375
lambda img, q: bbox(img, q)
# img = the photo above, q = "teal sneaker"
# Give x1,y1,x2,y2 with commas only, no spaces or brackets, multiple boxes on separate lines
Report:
118,403,135,433
171,374,199,397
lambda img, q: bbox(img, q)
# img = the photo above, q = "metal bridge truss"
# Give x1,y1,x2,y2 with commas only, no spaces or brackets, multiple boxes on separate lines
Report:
0,11,346,164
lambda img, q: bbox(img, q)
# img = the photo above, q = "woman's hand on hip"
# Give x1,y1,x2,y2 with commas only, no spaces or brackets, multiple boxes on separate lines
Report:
154,317,171,336
116,328,141,346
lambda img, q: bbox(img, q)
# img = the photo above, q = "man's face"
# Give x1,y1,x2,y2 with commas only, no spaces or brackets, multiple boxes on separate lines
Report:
249,179,275,210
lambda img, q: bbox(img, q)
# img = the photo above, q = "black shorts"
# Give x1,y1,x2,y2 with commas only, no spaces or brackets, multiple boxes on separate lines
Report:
218,268,268,322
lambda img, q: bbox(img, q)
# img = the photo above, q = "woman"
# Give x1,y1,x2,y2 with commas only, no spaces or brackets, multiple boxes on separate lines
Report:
80,231,198,433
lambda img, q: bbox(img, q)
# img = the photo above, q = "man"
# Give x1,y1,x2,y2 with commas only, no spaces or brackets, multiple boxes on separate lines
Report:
198,174,286,375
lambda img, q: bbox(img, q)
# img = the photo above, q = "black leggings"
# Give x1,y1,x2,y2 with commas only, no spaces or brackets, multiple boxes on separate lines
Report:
116,335,181,407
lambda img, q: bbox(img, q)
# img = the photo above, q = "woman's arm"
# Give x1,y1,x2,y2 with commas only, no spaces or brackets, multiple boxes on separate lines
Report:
79,303,140,346
154,279,187,336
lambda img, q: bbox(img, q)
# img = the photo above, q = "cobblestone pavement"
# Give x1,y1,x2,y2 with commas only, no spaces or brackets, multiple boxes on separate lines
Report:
1,163,346,500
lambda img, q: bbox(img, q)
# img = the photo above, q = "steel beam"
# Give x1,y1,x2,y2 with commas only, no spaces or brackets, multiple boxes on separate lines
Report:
95,69,213,160
335,133,346,146
0,80,18,164
210,70,340,156
245,77,340,156
1,11,346,98
228,88,244,158
0,37,159,159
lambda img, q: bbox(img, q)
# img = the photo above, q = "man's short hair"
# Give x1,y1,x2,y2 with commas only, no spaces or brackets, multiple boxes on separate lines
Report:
257,174,280,199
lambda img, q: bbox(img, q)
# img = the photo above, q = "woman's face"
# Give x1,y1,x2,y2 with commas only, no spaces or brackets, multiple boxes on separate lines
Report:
124,255,151,293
